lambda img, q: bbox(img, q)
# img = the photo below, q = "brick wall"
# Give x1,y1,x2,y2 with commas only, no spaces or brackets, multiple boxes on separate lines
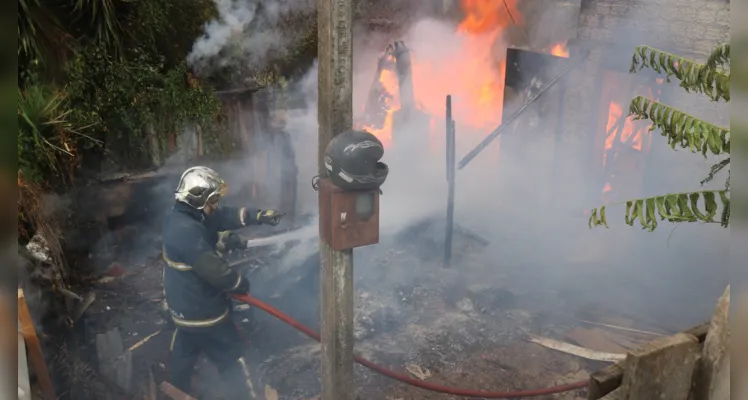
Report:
577,0,730,59
552,0,730,212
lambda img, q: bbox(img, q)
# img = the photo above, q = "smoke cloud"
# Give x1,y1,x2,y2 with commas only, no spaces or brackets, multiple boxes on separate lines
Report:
187,0,315,79
46,0,730,340
187,0,259,64
257,0,731,334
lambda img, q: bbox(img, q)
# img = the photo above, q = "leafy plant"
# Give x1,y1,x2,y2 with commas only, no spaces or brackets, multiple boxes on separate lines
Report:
630,45,730,101
589,43,731,231
18,0,229,174
18,0,75,71
64,44,224,167
71,0,124,52
628,97,730,156
18,79,100,183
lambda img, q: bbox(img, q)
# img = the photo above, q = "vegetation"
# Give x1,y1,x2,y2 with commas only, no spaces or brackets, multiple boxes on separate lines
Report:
18,0,226,185
16,0,238,282
588,44,731,231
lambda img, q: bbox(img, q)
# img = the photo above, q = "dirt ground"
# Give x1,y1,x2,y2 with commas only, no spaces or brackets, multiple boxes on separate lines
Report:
54,219,680,400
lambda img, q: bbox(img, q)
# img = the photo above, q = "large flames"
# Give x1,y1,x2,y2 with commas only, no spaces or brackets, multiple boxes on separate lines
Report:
600,74,663,199
360,0,568,148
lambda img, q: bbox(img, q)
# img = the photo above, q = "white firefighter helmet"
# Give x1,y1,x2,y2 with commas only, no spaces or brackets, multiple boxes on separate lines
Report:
174,166,228,209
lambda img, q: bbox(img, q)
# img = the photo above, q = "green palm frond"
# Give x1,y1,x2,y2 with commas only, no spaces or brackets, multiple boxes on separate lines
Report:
701,158,731,187
630,45,730,102
18,82,101,182
72,0,126,52
706,43,730,71
18,0,74,66
19,84,74,157
628,96,730,156
589,190,730,232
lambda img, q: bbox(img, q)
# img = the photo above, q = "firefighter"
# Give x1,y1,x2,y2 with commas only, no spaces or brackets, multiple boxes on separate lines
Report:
162,166,283,399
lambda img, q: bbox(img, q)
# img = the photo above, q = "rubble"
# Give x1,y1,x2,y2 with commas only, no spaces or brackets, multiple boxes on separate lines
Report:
405,364,432,380
43,207,700,400
25,235,52,264
526,334,626,363
95,328,133,392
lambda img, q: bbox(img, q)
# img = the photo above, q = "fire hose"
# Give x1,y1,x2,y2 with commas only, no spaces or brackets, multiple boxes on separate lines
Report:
232,294,588,398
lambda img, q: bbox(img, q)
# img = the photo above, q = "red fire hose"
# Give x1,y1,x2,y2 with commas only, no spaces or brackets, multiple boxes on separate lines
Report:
232,294,588,398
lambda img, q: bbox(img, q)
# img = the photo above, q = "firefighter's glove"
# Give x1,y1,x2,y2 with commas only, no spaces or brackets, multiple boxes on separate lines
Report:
217,231,246,254
256,209,284,226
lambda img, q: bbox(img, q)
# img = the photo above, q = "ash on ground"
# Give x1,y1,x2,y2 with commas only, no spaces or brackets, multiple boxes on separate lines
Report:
245,218,596,400
63,217,659,400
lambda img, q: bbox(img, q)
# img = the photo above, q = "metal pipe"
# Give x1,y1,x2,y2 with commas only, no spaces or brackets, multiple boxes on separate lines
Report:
444,95,456,268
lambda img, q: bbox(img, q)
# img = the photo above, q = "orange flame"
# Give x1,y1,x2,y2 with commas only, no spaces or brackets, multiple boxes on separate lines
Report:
365,68,400,147
600,76,663,199
549,43,569,58
360,0,522,145
411,0,520,130
362,1,572,149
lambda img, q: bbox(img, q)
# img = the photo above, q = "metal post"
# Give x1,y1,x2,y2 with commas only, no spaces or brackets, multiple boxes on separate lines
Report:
444,95,456,267
317,0,355,399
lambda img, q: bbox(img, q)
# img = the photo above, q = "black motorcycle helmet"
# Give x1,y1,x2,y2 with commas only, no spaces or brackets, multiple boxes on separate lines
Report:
324,129,389,191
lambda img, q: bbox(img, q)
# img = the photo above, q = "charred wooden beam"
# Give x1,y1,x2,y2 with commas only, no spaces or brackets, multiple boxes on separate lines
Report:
216,86,263,98
159,381,197,400
392,41,415,113
361,46,397,131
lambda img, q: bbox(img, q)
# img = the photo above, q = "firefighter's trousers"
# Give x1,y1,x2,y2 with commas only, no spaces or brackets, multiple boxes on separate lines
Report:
170,321,256,399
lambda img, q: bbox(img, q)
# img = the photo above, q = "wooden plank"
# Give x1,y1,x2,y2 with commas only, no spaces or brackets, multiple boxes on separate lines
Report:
159,381,197,400
18,324,31,400
588,361,624,399
684,321,710,343
690,285,730,400
148,367,157,400
619,332,700,400
588,321,711,399
317,0,355,399
17,289,56,400
600,387,624,400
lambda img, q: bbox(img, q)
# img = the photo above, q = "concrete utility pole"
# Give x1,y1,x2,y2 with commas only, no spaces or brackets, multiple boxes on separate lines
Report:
317,0,355,399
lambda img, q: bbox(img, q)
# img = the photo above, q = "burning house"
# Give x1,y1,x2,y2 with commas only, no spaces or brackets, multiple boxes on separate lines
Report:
557,0,730,212
352,0,729,222
21,0,731,399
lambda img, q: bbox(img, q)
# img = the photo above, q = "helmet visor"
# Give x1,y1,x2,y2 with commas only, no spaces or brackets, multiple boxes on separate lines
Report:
206,180,228,206
217,180,228,197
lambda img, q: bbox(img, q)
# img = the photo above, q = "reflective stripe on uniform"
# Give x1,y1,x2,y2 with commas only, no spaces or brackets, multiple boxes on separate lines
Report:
162,247,192,271
229,273,242,291
171,308,230,328
239,207,247,226
238,357,258,399
170,328,178,352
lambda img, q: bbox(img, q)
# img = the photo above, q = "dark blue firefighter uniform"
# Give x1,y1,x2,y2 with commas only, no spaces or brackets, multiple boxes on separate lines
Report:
162,201,260,399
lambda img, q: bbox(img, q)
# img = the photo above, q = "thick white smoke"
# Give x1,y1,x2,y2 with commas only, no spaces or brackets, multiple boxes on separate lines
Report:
187,0,259,65
187,0,315,74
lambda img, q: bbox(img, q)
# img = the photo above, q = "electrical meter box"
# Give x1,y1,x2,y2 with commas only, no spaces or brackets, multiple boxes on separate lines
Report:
318,178,380,251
